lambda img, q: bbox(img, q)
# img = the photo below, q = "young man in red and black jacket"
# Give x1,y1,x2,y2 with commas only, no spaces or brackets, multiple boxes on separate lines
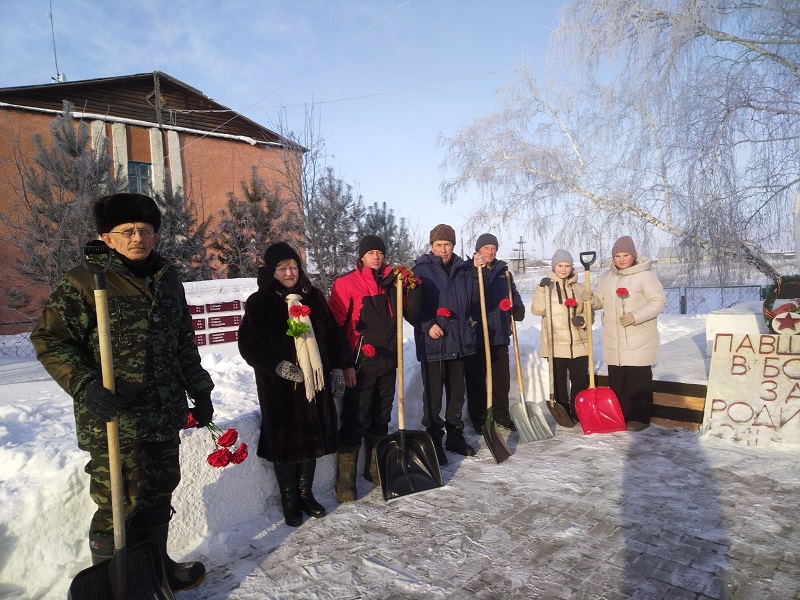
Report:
328,235,421,501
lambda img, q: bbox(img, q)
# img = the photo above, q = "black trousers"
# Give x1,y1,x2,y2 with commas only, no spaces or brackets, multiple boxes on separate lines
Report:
420,358,466,442
608,365,653,423
552,356,589,419
464,345,511,426
339,368,397,447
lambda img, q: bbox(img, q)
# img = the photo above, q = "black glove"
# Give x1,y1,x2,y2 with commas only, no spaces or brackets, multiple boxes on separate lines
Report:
539,277,551,288
82,380,127,422
191,391,214,427
511,304,525,321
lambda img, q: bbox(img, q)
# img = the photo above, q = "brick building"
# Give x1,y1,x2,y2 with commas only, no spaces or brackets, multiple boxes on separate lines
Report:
0,71,303,333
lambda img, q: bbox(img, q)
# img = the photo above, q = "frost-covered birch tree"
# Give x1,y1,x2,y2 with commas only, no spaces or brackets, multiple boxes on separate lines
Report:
441,0,800,283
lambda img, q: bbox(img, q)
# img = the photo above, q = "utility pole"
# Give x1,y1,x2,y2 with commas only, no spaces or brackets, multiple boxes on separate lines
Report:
513,236,526,273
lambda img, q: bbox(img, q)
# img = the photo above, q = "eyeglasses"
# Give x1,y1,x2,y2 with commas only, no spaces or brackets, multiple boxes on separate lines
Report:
109,227,156,239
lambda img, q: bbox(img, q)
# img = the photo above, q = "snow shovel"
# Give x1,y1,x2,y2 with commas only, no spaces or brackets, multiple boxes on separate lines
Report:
573,251,627,435
375,273,443,500
544,279,576,428
69,240,174,600
478,265,511,464
506,272,553,442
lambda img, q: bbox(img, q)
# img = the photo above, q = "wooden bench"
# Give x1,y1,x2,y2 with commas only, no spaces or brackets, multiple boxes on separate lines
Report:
596,376,707,430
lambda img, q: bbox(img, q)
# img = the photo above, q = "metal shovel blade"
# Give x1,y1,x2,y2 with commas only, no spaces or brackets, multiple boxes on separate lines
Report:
510,400,554,442
547,400,576,428
375,429,443,501
574,387,627,434
68,540,174,600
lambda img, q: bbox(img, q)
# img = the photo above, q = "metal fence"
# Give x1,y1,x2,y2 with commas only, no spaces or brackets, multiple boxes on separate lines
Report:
663,285,764,315
0,331,35,358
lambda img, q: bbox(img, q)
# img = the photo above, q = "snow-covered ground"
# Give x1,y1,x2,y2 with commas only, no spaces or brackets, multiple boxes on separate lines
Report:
0,272,797,599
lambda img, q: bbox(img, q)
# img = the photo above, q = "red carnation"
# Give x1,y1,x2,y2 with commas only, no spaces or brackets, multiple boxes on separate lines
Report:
184,412,199,429
616,288,629,298
436,307,451,318
207,448,232,468
362,343,376,358
774,302,797,316
217,428,238,448
499,298,512,311
230,443,248,464
564,298,578,308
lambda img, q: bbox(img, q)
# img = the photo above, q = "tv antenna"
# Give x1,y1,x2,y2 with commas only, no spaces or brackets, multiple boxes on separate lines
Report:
49,0,65,83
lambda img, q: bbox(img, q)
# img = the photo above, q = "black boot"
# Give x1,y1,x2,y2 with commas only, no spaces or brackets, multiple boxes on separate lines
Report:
445,429,476,456
88,530,114,565
131,505,206,592
273,462,303,527
298,460,326,518
362,434,381,483
335,443,360,502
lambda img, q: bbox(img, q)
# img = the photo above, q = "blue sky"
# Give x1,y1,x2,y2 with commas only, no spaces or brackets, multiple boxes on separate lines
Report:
1,0,568,259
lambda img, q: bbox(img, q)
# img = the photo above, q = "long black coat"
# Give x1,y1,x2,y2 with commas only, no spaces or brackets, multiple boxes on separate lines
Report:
238,271,343,464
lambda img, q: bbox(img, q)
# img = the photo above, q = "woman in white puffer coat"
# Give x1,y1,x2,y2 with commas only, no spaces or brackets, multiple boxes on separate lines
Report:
586,236,666,431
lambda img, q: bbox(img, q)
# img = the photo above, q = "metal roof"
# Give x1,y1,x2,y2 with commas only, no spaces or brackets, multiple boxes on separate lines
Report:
0,71,299,148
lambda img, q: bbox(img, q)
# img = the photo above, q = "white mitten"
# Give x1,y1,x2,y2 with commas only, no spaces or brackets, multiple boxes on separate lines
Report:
276,360,304,382
331,369,346,401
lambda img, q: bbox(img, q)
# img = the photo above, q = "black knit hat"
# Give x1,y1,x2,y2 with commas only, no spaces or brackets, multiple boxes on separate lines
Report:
475,233,499,252
358,235,386,258
263,242,304,276
94,193,162,234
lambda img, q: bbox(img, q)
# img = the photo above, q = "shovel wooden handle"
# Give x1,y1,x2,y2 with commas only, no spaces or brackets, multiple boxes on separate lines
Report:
396,274,405,431
505,272,525,402
478,265,493,410
582,253,596,390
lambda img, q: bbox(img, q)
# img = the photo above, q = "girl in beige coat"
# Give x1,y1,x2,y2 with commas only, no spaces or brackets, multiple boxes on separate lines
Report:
587,236,666,431
531,250,591,422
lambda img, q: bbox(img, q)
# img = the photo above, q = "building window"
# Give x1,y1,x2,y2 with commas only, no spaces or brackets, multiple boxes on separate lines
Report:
128,162,153,196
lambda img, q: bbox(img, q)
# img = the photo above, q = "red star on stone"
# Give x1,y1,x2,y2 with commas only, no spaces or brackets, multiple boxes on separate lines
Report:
775,312,800,332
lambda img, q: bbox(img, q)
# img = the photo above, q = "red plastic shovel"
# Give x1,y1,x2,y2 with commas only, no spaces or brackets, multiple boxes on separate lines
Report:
574,251,627,435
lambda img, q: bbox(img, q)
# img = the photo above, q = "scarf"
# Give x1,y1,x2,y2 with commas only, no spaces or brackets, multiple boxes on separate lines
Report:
284,293,325,401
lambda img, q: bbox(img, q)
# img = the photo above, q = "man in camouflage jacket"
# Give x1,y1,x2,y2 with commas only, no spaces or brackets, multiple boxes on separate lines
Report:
30,193,214,591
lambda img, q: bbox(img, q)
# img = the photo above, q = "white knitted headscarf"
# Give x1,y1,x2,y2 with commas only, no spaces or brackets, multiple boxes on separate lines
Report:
284,294,325,401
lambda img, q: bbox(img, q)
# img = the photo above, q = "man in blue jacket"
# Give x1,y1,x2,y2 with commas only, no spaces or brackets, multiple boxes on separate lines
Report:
411,224,478,465
465,233,525,432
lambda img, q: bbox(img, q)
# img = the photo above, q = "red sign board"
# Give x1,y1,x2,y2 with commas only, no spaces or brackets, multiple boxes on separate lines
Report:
193,334,207,346
208,314,242,329
189,305,205,315
209,330,239,344
192,319,206,330
206,300,242,313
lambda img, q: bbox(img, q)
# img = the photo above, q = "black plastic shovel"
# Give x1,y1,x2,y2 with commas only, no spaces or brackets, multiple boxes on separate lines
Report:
68,241,174,600
375,273,443,500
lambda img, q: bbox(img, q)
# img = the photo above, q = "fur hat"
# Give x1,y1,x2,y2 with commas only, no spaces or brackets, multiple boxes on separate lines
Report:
94,193,162,234
551,249,573,270
263,242,304,277
611,236,637,258
429,224,456,246
358,235,386,258
475,233,499,252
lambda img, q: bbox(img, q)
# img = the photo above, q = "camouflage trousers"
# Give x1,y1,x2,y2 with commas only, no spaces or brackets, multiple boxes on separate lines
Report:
85,436,181,537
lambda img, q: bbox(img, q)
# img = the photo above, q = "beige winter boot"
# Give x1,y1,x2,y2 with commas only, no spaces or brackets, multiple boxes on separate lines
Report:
335,444,360,502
